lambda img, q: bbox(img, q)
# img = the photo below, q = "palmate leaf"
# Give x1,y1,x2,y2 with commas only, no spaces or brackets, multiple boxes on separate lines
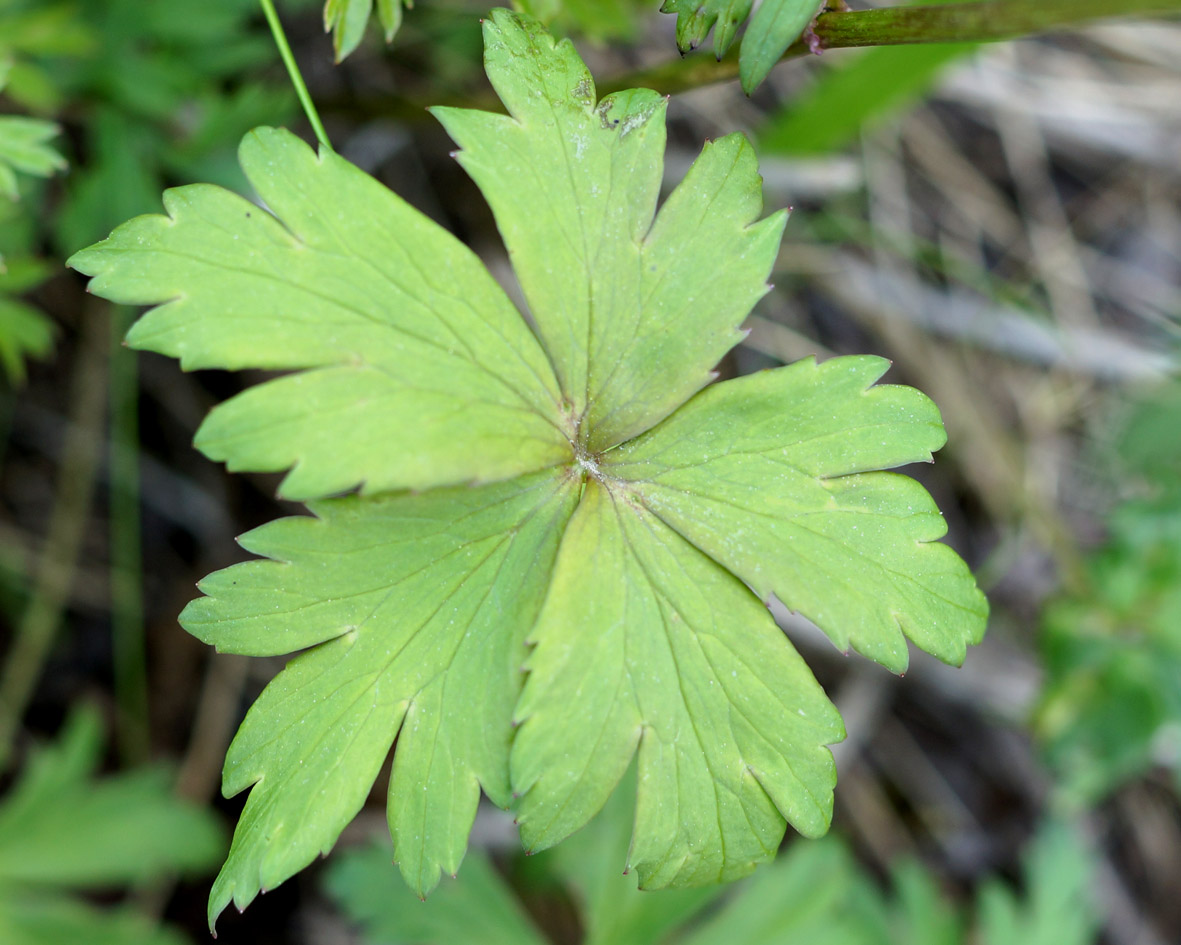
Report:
68,7,986,929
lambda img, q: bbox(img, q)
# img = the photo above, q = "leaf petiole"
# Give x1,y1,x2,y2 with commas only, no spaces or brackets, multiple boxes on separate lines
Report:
259,0,332,150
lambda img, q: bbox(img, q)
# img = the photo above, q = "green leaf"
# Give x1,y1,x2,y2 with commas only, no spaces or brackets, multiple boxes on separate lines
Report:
739,0,821,94
326,842,549,945
0,711,225,888
324,0,408,61
186,470,578,921
976,822,1099,945
607,356,988,671
760,43,975,155
70,8,987,925
660,0,822,94
0,890,188,945
677,840,883,945
888,859,963,945
0,709,222,945
0,114,65,200
433,9,786,448
0,297,54,383
661,0,754,57
512,479,844,883
69,126,570,499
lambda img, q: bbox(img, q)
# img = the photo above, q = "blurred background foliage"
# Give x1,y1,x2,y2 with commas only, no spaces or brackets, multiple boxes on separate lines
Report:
0,0,1178,942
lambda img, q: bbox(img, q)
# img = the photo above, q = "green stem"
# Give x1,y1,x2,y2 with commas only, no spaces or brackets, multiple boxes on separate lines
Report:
0,306,108,771
813,0,1181,47
110,306,148,764
259,0,332,149
599,0,1181,96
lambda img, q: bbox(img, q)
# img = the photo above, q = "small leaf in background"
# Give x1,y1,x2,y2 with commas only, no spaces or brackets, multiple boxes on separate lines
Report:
1037,381,1181,803
675,841,884,945
977,822,1099,945
887,860,962,945
327,843,550,945
0,889,189,945
661,0,822,93
738,0,821,94
660,0,753,56
0,298,53,383
0,115,65,200
327,771,883,945
324,0,409,61
760,43,975,155
0,255,54,383
0,709,225,945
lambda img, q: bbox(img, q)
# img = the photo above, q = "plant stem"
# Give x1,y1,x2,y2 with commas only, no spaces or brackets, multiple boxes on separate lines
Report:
259,0,332,149
813,0,1181,47
0,306,108,771
110,306,148,764
599,0,1181,96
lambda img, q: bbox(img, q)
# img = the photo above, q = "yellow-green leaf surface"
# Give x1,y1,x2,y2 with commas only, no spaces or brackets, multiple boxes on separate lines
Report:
183,469,577,922
513,481,844,884
433,10,785,448
607,356,988,672
68,8,987,925
69,126,569,500
0,710,223,945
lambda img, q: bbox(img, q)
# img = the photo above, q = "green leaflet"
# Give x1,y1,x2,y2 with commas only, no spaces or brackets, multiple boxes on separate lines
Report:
739,0,822,94
661,0,753,58
607,356,988,672
185,469,578,919
433,11,785,448
661,0,821,94
69,8,987,926
323,0,406,62
513,480,844,883
70,126,568,499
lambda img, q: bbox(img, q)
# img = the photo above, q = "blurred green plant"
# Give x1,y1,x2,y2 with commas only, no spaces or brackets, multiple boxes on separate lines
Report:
0,52,64,384
0,61,64,202
759,0,975,156
1038,383,1181,803
49,0,294,253
0,254,53,385
0,708,225,945
326,770,1099,945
